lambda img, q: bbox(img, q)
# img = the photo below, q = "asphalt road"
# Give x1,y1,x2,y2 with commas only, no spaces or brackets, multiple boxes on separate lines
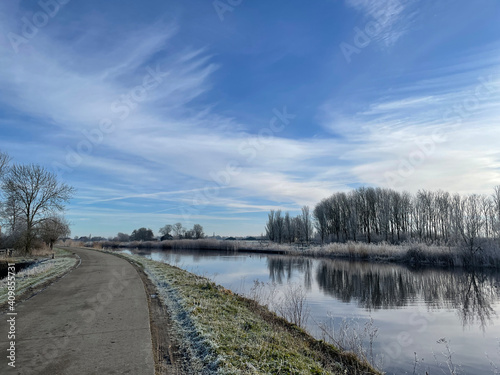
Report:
0,247,154,374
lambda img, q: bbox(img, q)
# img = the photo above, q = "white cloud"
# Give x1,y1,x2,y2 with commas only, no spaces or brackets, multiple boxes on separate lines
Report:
321,48,500,195
345,0,417,46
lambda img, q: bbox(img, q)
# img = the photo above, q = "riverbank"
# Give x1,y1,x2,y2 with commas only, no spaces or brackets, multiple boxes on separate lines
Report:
0,247,78,306
114,250,380,374
301,241,500,268
71,238,500,269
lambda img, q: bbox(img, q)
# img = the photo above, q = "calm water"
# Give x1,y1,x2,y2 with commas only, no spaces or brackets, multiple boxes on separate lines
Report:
121,248,500,374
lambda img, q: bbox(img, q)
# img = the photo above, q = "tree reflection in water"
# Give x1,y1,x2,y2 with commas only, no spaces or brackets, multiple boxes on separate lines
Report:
456,271,497,329
267,256,500,329
267,257,313,290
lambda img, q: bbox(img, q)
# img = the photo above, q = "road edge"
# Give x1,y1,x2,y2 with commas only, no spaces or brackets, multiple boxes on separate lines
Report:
0,249,81,313
102,249,187,375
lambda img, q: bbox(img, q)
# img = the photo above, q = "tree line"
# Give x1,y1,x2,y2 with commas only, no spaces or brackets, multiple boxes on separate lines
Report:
265,206,313,244
266,186,500,251
0,151,74,253
107,223,205,242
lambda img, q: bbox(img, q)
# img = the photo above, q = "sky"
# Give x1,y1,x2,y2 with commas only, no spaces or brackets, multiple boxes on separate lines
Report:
0,0,499,238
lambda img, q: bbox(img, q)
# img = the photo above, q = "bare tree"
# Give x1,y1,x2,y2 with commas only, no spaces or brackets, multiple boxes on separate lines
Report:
293,215,304,243
480,195,493,238
456,194,485,260
1,195,22,235
313,200,328,243
115,232,130,242
184,229,194,239
0,151,10,178
2,164,74,254
274,210,284,244
267,186,500,254
0,151,12,243
266,210,276,242
173,222,184,239
301,206,313,243
193,224,204,239
38,216,71,250
284,212,293,244
493,186,500,241
159,224,173,237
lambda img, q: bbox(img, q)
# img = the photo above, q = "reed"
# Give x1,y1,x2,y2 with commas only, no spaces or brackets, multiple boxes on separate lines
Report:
81,238,500,268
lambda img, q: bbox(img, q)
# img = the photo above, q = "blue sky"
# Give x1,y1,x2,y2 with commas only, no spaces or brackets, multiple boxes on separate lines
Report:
0,0,499,238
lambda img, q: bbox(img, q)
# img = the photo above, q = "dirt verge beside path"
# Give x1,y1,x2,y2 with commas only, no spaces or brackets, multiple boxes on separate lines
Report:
132,261,190,374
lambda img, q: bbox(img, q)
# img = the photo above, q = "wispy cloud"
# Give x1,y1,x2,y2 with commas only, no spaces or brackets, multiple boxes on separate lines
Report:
0,10,354,233
1,1,499,237
345,0,417,46
321,44,500,194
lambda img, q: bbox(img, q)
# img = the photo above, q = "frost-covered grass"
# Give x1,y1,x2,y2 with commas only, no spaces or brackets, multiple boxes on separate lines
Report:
116,251,380,375
0,248,77,304
304,241,454,264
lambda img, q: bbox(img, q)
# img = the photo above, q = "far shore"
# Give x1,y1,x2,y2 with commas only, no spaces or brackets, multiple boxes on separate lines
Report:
63,238,500,269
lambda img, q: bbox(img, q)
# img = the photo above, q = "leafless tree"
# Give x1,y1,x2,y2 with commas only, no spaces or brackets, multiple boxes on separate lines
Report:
115,232,130,242
274,210,284,244
193,224,204,239
457,194,485,261
1,195,22,235
266,210,276,241
301,206,312,243
173,222,184,239
2,164,74,254
480,195,493,238
266,186,500,258
159,224,173,237
493,186,500,241
313,201,328,243
0,151,10,177
293,216,304,242
284,212,293,244
38,216,71,250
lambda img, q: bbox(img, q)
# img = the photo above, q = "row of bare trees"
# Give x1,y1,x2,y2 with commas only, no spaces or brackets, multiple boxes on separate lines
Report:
266,206,313,244
110,223,205,243
0,151,74,254
159,223,204,240
312,187,500,249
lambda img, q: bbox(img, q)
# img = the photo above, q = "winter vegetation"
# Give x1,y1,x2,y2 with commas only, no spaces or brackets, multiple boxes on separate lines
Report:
85,238,245,251
0,150,74,255
0,247,77,304
158,223,205,240
265,186,500,268
70,238,500,269
114,250,380,374
266,206,314,244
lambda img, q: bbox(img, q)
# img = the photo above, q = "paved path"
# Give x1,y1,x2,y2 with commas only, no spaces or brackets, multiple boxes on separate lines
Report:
0,248,155,374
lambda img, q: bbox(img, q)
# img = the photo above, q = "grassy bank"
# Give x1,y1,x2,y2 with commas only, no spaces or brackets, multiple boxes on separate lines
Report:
116,251,380,374
0,247,78,305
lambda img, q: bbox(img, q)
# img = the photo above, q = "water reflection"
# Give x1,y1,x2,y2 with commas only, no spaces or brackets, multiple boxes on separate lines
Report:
123,248,500,374
126,248,499,330
267,257,313,289
455,271,497,329
302,259,500,329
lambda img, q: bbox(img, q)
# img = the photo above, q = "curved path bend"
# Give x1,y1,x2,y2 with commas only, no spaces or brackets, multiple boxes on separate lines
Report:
0,247,154,375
